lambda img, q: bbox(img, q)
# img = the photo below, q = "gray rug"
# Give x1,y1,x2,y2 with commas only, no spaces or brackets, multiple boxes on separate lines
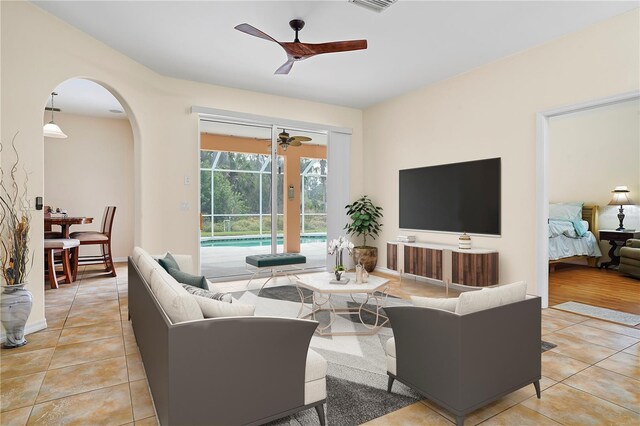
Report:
553,301,640,326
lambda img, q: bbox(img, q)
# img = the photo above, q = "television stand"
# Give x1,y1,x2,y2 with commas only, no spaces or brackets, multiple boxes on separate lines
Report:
387,241,499,287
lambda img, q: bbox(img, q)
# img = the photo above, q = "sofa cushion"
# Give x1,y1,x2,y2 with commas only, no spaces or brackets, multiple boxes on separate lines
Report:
180,283,230,303
157,252,181,272
138,251,163,284
621,246,640,261
495,281,527,305
167,267,208,290
149,268,204,323
455,282,527,315
304,349,327,405
385,337,396,375
410,296,458,312
193,295,255,318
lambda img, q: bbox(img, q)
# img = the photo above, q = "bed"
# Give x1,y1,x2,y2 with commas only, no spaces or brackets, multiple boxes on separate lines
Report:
548,204,602,271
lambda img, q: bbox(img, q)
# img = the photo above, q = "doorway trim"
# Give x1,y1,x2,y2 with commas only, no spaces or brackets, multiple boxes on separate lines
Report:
535,90,640,308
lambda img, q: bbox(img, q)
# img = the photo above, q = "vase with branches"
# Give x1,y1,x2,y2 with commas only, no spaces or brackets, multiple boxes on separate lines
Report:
0,133,34,348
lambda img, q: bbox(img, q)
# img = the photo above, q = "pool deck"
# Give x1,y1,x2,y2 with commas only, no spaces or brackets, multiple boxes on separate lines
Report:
200,242,326,280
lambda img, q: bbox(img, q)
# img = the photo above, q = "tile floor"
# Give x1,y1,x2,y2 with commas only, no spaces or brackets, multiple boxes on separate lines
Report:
1,266,639,425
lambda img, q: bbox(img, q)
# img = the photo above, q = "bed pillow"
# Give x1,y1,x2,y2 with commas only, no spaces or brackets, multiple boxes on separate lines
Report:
549,202,583,221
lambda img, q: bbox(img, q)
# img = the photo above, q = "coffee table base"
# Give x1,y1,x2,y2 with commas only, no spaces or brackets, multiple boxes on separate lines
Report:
297,287,389,336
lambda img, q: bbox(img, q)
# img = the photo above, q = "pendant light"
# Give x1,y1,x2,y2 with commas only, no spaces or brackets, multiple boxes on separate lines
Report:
43,92,68,139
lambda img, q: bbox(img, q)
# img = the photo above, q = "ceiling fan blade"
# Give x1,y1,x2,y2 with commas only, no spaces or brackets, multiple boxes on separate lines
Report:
275,60,294,75
282,40,367,59
289,140,302,147
234,23,280,44
290,136,312,143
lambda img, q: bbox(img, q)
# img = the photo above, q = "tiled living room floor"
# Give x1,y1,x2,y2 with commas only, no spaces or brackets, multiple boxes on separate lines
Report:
1,264,639,425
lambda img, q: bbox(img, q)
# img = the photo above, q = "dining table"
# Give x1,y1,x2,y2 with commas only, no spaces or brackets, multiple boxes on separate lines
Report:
45,216,94,238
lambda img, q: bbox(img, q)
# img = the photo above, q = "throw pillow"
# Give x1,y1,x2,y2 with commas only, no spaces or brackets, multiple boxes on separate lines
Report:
193,295,255,318
410,296,458,312
166,267,209,290
180,283,231,303
157,252,180,272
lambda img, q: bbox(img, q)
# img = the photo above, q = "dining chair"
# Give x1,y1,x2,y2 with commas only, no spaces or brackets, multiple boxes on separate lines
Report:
70,206,117,278
44,239,80,289
44,205,62,239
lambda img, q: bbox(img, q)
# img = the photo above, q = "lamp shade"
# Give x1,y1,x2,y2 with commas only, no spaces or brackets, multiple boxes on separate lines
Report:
609,186,633,206
43,122,68,139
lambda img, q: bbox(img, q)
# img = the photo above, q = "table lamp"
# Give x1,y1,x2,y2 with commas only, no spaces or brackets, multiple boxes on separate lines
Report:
609,186,633,231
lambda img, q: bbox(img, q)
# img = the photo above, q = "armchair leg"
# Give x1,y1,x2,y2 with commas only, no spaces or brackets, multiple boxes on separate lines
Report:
314,403,326,426
387,376,395,393
456,415,465,426
534,380,541,399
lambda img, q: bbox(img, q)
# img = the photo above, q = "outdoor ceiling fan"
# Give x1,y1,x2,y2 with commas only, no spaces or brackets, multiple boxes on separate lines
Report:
235,19,367,75
277,130,312,151
264,130,313,151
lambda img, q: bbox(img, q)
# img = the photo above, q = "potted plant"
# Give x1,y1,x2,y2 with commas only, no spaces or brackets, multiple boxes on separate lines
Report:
0,133,34,348
344,195,383,272
327,236,354,282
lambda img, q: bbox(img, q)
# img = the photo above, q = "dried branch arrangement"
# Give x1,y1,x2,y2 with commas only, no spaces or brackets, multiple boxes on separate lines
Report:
0,133,33,285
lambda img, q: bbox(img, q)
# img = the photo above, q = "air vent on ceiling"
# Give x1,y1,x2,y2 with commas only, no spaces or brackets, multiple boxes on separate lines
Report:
349,0,397,13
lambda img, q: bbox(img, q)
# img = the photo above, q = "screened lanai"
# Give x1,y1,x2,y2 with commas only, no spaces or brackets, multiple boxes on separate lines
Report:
199,124,327,279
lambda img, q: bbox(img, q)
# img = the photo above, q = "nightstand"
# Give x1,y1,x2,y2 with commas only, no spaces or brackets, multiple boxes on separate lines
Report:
598,230,640,269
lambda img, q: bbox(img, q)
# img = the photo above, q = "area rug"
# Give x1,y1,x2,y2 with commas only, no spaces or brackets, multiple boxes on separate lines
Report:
541,340,557,352
552,301,640,326
232,284,422,425
231,283,557,425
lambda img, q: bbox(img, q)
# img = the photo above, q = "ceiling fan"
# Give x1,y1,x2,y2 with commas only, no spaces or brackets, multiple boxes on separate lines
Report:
266,130,312,151
235,19,367,75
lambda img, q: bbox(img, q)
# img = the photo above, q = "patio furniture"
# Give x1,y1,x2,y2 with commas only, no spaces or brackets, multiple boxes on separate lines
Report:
44,238,80,289
70,206,116,278
246,253,307,291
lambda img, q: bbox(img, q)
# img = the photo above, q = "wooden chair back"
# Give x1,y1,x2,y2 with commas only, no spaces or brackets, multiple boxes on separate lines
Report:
44,205,52,232
101,206,117,236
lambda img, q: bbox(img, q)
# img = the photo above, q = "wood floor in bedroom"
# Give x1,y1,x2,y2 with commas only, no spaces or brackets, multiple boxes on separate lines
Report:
549,264,640,315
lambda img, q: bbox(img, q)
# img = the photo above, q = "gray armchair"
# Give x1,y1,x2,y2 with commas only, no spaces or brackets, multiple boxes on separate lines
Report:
619,239,640,278
385,296,541,426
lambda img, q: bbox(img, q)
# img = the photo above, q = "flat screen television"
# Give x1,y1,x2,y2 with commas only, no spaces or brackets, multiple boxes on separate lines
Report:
399,158,501,235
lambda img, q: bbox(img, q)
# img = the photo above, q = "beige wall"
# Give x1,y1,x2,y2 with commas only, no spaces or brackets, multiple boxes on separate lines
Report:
1,2,363,334
363,10,639,293
549,99,640,261
44,112,135,260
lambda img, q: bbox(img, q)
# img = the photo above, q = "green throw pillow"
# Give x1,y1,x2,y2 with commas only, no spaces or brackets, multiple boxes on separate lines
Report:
166,267,209,290
157,252,180,272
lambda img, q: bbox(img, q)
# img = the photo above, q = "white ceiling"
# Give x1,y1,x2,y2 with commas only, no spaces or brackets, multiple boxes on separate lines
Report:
34,1,638,109
48,78,127,119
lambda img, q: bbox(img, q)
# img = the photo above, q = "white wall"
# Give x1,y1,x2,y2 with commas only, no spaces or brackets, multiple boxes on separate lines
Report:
549,99,640,262
0,1,363,334
44,112,134,260
363,9,639,293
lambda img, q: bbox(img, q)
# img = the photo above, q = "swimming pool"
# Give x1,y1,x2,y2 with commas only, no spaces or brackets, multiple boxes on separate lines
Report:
201,235,326,247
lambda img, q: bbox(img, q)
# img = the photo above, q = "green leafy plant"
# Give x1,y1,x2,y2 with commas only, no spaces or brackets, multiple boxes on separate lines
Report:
0,133,33,285
344,195,383,248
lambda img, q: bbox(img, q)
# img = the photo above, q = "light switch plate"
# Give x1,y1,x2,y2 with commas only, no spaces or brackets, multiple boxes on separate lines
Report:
184,176,191,185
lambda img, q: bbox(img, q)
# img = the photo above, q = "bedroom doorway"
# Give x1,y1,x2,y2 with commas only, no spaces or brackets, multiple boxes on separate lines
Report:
537,92,640,315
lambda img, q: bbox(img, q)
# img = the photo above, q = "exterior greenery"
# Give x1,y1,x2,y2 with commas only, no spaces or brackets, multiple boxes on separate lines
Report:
200,151,326,238
344,195,383,248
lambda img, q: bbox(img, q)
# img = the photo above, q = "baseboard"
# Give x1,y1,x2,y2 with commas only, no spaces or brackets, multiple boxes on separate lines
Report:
114,257,128,263
0,318,48,344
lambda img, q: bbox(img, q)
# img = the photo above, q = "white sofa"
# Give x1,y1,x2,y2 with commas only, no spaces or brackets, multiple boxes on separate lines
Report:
129,247,327,425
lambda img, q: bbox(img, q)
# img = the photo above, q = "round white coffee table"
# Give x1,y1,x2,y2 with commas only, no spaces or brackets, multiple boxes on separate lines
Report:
295,272,390,336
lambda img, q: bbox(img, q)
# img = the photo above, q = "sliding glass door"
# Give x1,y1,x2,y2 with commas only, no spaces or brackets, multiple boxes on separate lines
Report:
199,120,327,280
